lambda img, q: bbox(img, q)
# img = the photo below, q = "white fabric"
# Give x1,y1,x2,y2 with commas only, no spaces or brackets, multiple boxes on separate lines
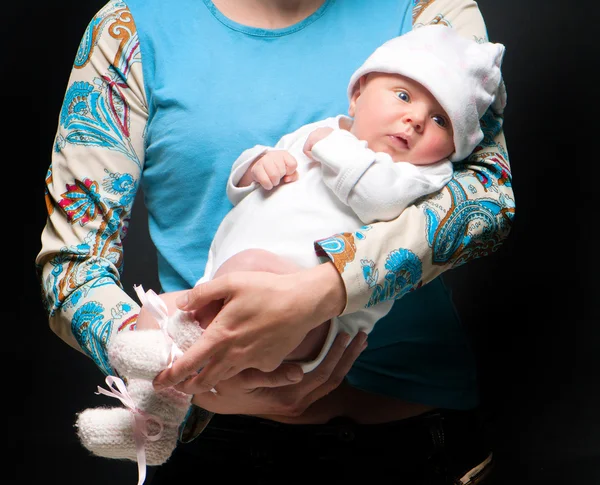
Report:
201,115,452,372
347,24,506,162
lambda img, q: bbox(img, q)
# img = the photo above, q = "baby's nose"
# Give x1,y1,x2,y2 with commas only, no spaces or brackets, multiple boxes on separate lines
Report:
403,114,423,132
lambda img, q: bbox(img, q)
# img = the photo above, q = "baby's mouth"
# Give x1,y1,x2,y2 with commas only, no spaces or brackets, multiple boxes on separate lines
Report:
389,134,410,149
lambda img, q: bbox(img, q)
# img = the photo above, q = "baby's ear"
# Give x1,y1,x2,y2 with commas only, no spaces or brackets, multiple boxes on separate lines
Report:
348,96,357,117
348,75,367,117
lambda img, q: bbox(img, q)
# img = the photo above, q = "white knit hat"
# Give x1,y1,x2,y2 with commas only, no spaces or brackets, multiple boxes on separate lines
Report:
347,25,506,162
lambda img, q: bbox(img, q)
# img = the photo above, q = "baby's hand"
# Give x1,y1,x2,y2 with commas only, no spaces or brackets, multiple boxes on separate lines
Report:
249,150,298,190
303,127,334,160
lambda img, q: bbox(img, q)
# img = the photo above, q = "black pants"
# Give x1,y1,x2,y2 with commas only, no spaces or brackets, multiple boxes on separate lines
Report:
148,409,491,484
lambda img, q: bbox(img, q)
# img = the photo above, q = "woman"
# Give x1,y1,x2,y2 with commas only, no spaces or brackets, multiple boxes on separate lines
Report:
37,0,513,483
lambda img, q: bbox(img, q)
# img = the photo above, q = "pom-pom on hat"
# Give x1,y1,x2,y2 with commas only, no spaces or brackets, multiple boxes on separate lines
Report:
347,25,506,162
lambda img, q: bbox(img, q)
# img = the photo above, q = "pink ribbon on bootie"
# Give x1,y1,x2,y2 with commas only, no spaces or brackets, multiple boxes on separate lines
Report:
134,284,184,368
96,375,164,485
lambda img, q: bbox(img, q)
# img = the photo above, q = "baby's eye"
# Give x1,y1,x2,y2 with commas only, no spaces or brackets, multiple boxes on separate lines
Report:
432,115,448,128
395,91,410,102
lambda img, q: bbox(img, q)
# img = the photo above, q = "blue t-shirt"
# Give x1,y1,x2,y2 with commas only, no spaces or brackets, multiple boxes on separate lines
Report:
125,0,478,409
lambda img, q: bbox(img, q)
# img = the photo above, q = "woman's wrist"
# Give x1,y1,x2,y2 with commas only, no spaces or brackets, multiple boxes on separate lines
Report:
304,261,347,321
278,261,346,335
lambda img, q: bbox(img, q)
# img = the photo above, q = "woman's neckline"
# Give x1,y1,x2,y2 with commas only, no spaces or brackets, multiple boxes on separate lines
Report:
202,0,333,37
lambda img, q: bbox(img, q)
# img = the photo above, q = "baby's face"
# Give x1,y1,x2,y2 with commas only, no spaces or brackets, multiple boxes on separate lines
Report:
349,73,454,165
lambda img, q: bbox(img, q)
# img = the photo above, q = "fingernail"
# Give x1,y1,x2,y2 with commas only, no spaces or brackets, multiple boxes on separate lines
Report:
176,292,189,309
287,369,303,382
153,382,165,391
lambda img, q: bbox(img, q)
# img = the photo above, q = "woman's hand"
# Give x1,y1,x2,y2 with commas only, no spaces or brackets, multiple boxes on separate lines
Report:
188,331,367,420
153,262,346,393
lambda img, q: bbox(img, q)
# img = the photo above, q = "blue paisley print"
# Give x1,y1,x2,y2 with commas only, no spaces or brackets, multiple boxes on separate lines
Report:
365,249,422,307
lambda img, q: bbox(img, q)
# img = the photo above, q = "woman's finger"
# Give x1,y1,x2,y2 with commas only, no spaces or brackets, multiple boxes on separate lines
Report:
181,359,238,394
176,276,233,311
300,332,367,405
172,361,237,395
324,331,368,385
190,388,220,410
237,364,304,390
152,332,221,390
291,332,350,394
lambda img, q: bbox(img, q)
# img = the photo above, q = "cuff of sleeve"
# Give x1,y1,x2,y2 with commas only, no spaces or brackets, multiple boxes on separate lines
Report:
61,281,140,376
314,234,370,316
311,130,374,203
178,405,215,443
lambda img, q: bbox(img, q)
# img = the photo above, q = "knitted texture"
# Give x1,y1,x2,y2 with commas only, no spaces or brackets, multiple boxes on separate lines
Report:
75,380,189,465
127,379,191,426
168,309,204,352
108,329,172,380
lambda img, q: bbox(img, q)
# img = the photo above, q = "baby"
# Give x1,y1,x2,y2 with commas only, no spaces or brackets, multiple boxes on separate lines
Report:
75,25,506,483
194,23,506,372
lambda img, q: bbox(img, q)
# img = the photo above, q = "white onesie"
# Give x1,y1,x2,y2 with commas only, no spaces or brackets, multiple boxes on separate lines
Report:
196,114,453,372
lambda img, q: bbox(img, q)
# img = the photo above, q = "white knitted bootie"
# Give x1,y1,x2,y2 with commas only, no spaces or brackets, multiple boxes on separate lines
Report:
75,287,207,483
75,379,191,466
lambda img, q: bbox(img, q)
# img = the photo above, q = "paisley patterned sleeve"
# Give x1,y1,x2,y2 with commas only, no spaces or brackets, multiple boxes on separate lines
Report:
315,0,515,315
35,0,148,376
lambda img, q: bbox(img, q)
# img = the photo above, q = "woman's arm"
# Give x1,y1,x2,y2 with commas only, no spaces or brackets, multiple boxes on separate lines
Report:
317,0,513,314
35,0,148,375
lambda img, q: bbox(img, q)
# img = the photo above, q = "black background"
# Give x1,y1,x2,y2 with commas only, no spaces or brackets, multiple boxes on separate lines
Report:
6,0,597,484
